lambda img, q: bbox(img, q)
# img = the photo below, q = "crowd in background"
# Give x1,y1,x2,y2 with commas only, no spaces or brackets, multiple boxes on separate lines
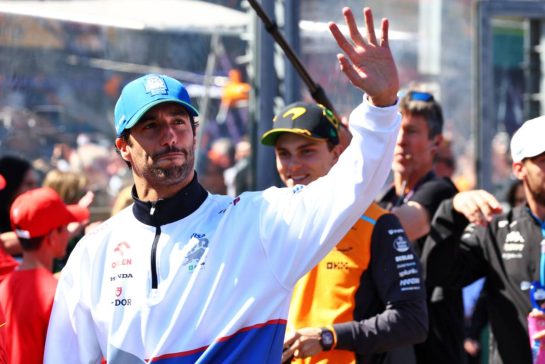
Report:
0,76,538,364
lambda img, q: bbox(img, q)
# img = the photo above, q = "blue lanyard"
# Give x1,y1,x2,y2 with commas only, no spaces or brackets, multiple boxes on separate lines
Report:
528,208,545,284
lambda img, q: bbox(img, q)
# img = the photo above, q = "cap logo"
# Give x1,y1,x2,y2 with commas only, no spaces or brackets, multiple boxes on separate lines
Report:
281,106,307,121
319,105,340,130
144,75,168,96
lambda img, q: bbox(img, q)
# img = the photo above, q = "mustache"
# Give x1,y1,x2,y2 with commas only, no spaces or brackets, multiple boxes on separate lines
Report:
152,146,189,159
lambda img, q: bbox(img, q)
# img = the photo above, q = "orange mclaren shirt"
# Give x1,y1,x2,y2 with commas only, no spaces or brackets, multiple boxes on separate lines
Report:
287,203,426,364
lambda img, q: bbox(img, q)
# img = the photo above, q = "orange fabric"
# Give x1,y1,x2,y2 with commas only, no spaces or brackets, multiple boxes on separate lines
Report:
288,203,387,364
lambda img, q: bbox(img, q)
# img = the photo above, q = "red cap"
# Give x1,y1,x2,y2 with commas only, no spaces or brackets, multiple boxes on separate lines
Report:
10,187,90,239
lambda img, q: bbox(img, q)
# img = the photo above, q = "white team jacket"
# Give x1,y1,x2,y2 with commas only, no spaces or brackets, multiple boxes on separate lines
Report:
44,99,400,363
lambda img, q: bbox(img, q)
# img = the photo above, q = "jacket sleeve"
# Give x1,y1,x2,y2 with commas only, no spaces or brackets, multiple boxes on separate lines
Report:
333,214,428,354
44,239,103,364
466,288,488,341
260,98,401,288
422,198,488,288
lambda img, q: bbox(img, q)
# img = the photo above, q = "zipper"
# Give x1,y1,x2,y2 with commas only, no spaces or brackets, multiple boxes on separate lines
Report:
150,226,161,289
150,202,161,290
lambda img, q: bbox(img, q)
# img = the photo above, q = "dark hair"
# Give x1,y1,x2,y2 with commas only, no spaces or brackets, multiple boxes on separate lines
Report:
399,90,444,138
18,236,45,251
0,155,32,232
18,225,66,251
116,128,133,169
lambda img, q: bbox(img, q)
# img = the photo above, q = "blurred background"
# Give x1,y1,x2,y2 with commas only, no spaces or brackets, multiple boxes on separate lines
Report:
0,0,541,220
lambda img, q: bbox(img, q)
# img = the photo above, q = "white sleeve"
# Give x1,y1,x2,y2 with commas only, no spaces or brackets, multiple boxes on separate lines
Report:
44,241,103,364
259,98,400,288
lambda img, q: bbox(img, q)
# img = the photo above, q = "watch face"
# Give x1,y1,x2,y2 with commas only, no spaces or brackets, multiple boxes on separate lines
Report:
322,331,333,345
321,330,334,350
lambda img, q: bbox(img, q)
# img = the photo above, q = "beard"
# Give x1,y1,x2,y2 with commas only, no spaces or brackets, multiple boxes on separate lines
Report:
527,180,545,207
144,145,195,186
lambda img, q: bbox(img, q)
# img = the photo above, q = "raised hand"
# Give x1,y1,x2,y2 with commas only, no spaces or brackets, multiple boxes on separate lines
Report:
329,7,399,107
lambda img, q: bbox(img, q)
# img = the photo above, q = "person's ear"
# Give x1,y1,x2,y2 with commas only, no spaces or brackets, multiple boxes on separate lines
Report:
430,134,443,154
512,161,525,181
43,229,56,249
115,137,132,164
332,144,343,163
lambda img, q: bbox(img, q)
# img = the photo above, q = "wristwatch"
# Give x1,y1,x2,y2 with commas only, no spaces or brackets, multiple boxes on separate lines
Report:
320,327,334,351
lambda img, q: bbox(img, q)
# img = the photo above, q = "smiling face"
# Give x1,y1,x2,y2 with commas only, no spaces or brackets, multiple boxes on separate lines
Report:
274,133,341,187
115,102,196,200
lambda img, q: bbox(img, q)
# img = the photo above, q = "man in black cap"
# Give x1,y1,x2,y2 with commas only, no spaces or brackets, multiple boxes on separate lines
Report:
262,101,427,364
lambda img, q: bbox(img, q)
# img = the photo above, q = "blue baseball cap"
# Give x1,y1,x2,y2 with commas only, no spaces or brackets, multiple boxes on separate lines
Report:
114,74,199,137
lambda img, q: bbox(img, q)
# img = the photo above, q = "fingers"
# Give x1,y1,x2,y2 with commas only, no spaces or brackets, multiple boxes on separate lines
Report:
328,23,358,62
336,54,363,88
283,332,298,347
380,18,390,47
281,338,299,362
362,7,377,45
282,332,298,362
329,6,399,104
343,7,366,46
453,190,503,225
480,191,502,212
282,328,323,361
281,347,295,363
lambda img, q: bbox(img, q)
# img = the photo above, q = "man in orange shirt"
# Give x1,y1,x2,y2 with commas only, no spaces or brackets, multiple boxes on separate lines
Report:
262,101,428,363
